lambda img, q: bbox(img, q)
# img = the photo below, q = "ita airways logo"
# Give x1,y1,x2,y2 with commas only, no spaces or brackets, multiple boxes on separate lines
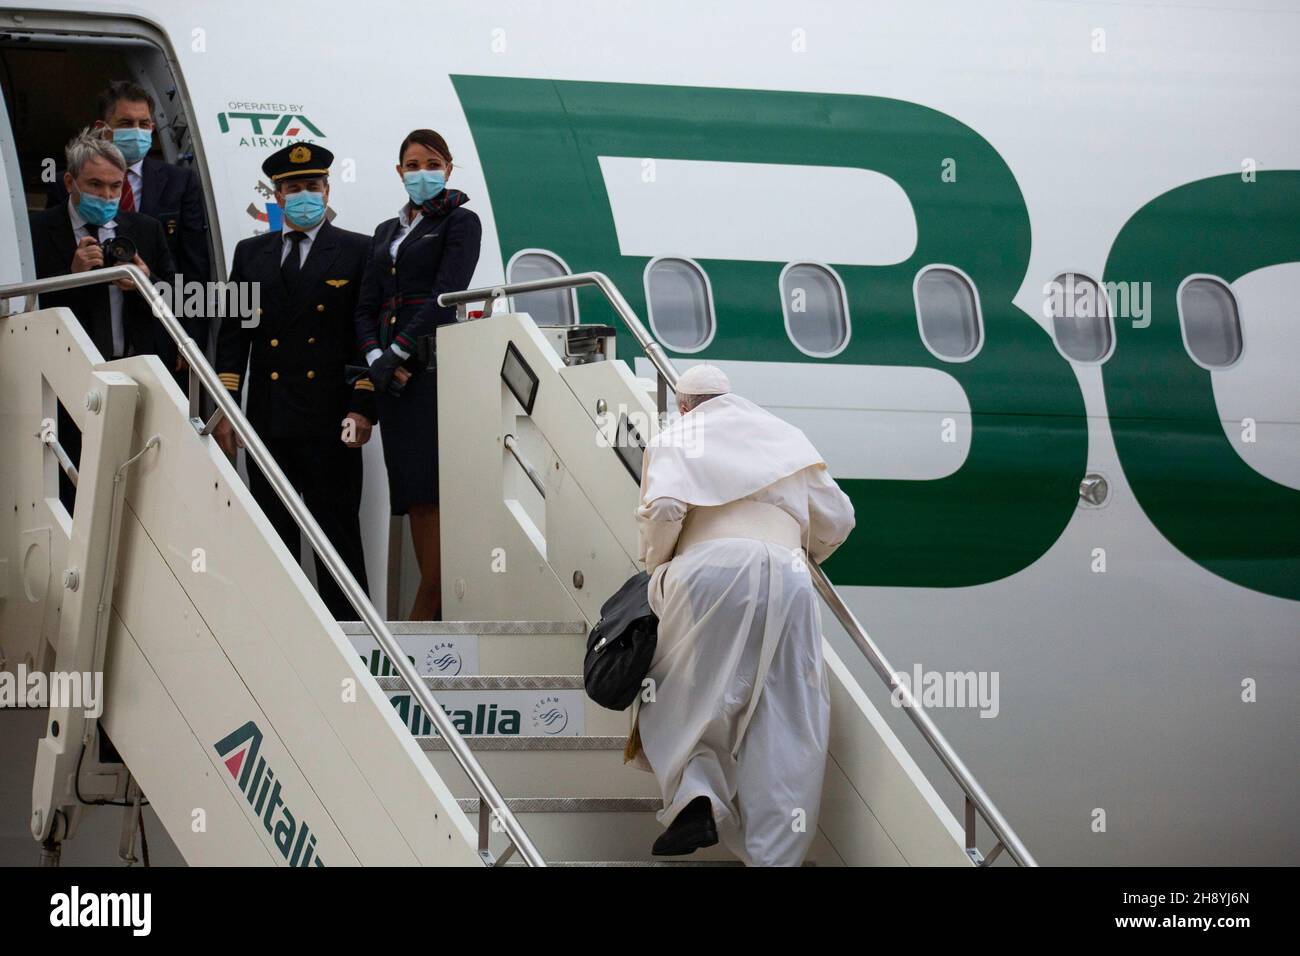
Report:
217,102,325,148
214,721,327,866
530,695,570,735
424,641,464,676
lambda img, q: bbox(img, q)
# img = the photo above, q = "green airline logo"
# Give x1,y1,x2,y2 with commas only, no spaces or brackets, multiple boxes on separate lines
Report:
217,107,325,148
452,76,1298,600
214,721,326,866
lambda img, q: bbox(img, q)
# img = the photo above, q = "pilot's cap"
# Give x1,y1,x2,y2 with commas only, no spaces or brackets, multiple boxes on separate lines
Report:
675,363,730,396
262,142,334,183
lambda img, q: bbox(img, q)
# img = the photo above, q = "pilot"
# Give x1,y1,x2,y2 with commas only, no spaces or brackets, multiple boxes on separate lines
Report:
214,142,375,620
354,129,482,621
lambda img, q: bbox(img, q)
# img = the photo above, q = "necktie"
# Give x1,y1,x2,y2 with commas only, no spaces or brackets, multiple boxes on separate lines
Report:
281,230,307,291
119,179,136,212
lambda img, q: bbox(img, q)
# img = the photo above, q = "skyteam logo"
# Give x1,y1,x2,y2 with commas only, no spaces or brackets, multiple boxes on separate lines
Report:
214,721,327,866
424,641,464,676
531,695,570,735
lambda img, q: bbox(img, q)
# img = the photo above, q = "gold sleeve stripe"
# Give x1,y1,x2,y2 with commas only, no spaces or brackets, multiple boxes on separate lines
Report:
354,379,375,391
218,373,241,390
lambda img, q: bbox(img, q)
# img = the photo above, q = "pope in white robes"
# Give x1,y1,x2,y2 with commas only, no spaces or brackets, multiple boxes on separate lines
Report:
632,364,856,865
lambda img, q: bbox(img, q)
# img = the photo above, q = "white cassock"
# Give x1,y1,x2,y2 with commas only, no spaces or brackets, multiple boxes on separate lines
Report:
633,391,855,866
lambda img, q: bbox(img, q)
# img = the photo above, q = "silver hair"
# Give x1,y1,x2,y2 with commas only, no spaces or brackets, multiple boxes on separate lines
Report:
65,126,126,178
678,392,723,413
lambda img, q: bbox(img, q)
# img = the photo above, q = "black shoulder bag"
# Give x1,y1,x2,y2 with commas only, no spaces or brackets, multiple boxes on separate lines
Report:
583,571,659,711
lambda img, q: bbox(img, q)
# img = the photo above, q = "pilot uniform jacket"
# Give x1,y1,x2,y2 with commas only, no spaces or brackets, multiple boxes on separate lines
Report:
217,218,376,438
30,201,178,363
215,217,375,619
50,156,212,343
354,203,482,514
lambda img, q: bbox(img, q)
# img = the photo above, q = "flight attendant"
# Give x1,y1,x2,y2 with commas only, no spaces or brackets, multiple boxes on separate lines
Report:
355,129,482,620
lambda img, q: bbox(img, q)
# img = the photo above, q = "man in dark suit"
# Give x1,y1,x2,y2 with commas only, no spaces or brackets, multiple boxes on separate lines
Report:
48,80,212,357
30,127,177,511
214,142,375,620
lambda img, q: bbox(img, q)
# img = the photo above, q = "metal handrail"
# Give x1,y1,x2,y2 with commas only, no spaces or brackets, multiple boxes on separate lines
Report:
504,434,547,497
441,272,1038,866
2,266,544,868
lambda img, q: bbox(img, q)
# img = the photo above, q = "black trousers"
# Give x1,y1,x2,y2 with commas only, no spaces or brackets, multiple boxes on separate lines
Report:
246,434,370,620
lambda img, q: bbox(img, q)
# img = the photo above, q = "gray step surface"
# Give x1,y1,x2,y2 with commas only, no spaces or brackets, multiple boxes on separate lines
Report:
339,620,587,635
542,860,824,867
419,734,628,752
478,806,741,862
377,674,584,691
424,738,659,799
479,806,844,865
458,796,661,814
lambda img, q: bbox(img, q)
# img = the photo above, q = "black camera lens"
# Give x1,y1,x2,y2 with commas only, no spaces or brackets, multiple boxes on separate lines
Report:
99,235,137,266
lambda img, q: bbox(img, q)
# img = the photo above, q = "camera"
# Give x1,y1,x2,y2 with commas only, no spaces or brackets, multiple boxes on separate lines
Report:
99,235,137,267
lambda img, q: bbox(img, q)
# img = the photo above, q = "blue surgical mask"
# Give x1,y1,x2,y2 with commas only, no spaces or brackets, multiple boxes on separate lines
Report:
282,190,326,228
112,128,152,165
76,189,119,226
403,169,446,204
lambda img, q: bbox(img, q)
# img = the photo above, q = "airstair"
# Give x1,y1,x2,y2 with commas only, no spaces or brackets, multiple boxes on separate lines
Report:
0,265,1035,867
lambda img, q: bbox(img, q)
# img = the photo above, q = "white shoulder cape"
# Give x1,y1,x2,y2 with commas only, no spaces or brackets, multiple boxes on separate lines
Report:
640,393,825,507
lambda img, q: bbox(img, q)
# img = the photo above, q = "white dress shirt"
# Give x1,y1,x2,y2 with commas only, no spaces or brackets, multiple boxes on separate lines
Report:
388,202,423,259
68,198,126,358
280,219,324,266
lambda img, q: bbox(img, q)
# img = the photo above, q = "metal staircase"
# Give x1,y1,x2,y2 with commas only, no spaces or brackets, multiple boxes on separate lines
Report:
1,265,1036,867
346,621,842,864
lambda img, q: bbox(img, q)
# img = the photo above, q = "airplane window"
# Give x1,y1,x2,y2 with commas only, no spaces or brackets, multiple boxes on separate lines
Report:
915,266,982,360
645,257,714,352
1049,273,1113,363
508,251,577,326
781,262,849,355
1179,277,1243,368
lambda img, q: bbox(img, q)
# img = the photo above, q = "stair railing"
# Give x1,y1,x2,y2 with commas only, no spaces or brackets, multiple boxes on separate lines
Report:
2,266,544,867
440,272,1038,867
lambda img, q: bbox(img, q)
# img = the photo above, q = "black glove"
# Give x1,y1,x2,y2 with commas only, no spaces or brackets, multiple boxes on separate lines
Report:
368,348,407,396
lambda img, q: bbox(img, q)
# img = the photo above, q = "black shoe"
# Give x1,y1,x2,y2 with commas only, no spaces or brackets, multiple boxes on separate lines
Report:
652,796,718,856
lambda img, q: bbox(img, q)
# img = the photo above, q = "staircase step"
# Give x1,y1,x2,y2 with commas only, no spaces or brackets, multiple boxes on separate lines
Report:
341,620,587,676
422,736,659,799
475,806,740,862
375,675,624,737
542,860,828,867
469,800,843,865
382,674,584,691
340,620,588,635
544,860,747,867
457,796,660,814
419,734,627,751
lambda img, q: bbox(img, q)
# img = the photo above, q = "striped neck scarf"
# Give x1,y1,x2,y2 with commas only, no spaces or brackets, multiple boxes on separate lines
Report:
420,187,469,219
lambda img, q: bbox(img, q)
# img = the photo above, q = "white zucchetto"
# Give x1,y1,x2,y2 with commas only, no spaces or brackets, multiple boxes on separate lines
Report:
673,363,731,396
